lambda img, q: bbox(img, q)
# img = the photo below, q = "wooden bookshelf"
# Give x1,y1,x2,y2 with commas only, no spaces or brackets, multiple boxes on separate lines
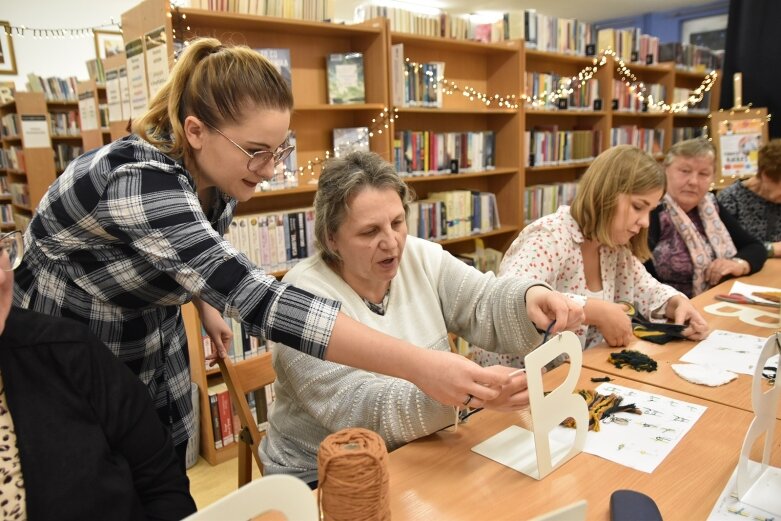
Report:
0,92,56,231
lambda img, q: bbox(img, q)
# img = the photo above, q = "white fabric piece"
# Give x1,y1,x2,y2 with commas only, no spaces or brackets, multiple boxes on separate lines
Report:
671,363,738,386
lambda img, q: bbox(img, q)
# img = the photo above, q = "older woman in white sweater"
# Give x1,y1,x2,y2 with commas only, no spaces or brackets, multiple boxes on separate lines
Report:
259,151,583,485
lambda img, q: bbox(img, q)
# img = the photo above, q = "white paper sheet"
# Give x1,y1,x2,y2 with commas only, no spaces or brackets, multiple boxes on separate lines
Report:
730,281,781,306
550,383,706,473
680,329,770,375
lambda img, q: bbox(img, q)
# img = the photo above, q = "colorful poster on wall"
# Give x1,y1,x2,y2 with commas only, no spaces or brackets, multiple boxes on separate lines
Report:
717,118,763,176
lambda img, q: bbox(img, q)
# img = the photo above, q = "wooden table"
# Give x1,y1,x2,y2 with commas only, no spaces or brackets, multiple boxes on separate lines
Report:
581,259,781,417
387,366,781,520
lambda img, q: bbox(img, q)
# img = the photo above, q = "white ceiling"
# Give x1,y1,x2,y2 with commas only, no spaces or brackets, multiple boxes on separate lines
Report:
334,0,720,23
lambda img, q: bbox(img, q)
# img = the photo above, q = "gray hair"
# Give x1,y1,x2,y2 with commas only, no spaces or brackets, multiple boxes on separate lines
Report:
314,151,414,266
664,138,716,167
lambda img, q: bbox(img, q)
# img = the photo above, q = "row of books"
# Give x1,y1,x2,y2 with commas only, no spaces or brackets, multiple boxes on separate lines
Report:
672,88,711,113
224,208,315,274
9,183,30,208
191,0,332,20
511,11,596,55
407,190,500,241
672,126,707,143
612,81,666,112
207,380,274,450
659,43,722,72
524,181,578,224
390,45,444,108
525,75,599,111
49,110,80,137
0,114,18,138
610,126,665,155
525,128,601,167
0,204,12,225
54,144,83,172
0,177,8,194
201,318,270,368
597,28,660,65
26,74,79,103
4,147,25,172
393,130,495,176
355,5,452,38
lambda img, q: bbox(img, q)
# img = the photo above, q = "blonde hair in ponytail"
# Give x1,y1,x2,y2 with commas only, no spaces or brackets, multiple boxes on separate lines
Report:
132,37,294,160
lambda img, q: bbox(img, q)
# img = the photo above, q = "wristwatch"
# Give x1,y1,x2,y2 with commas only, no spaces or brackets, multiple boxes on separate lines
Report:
765,242,775,258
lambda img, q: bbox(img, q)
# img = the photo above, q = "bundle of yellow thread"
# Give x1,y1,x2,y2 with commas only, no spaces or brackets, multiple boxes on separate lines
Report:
317,427,391,521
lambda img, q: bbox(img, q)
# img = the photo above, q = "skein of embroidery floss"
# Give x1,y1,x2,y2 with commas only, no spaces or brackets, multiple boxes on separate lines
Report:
317,427,391,521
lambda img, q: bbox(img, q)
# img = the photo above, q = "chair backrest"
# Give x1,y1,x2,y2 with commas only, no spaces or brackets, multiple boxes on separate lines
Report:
183,474,318,521
218,352,276,487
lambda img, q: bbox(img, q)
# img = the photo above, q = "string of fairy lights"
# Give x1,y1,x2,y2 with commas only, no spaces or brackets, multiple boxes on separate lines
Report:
7,12,765,177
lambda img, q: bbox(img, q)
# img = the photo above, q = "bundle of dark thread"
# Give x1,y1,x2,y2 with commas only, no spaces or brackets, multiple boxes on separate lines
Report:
318,427,390,521
608,349,658,372
561,389,642,432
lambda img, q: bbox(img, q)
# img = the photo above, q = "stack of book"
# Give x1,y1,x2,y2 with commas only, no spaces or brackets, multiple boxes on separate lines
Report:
673,88,711,114
49,111,80,136
597,28,660,64
612,81,667,111
206,380,273,450
525,73,599,111
190,0,333,22
659,43,722,71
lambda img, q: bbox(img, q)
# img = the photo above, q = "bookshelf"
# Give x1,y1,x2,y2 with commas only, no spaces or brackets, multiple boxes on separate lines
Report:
0,92,56,231
389,33,523,256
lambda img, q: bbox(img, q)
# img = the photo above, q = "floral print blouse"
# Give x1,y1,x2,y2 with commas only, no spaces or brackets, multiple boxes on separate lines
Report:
498,206,681,348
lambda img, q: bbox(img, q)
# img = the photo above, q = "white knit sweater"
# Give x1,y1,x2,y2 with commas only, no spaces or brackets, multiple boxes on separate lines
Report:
259,236,544,483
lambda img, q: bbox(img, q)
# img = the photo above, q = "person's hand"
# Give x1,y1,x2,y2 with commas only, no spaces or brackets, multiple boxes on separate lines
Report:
524,285,585,334
704,258,747,286
197,301,233,367
480,366,530,412
411,349,511,408
585,299,633,347
665,295,709,340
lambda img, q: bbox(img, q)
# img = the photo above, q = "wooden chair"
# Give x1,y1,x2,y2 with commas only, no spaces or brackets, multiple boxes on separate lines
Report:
182,473,318,521
217,352,276,487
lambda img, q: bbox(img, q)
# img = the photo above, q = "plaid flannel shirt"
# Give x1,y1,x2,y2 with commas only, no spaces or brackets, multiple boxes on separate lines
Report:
13,135,340,446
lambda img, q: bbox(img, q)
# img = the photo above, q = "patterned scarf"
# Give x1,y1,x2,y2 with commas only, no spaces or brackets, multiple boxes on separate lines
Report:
663,192,737,296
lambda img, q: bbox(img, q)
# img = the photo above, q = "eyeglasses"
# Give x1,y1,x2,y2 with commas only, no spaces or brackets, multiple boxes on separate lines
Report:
0,231,23,271
205,122,295,173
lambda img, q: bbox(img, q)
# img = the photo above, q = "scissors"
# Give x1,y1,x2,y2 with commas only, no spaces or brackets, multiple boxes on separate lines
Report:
715,293,781,309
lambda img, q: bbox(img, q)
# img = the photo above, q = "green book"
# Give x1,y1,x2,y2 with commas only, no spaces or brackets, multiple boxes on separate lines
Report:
327,52,365,104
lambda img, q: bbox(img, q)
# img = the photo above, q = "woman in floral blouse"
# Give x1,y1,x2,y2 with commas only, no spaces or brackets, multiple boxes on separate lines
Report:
499,145,708,348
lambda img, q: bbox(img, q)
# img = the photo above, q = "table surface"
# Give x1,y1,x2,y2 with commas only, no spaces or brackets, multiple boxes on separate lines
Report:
386,365,781,520
581,259,781,417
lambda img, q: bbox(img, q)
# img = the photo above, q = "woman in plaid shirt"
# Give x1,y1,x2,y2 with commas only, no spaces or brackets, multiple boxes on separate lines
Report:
13,38,582,467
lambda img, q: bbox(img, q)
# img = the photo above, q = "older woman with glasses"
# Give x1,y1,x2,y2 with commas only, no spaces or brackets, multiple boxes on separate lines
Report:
13,38,532,469
0,233,196,520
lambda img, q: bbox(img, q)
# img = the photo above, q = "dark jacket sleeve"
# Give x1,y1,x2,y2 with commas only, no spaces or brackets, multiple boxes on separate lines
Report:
86,336,197,521
644,207,662,279
718,201,766,273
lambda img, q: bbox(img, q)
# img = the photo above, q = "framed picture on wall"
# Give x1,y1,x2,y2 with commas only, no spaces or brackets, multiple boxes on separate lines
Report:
94,30,124,61
0,21,17,75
